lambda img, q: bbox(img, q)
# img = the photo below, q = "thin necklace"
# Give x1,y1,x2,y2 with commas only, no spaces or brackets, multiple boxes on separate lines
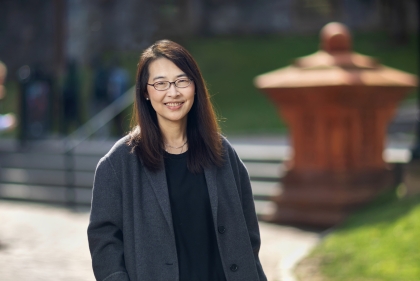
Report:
165,140,187,152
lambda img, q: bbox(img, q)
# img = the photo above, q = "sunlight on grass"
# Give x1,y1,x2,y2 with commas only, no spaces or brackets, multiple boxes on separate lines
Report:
308,190,420,281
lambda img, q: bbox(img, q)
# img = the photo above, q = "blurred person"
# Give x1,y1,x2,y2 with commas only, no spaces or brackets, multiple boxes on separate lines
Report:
87,40,267,281
19,64,52,140
107,57,129,137
62,59,82,135
0,60,16,132
92,57,109,109
91,56,110,137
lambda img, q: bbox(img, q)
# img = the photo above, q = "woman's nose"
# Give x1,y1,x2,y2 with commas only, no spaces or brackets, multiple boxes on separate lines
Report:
167,83,179,96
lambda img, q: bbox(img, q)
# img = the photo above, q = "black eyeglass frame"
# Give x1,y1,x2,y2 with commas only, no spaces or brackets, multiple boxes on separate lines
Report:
147,78,193,91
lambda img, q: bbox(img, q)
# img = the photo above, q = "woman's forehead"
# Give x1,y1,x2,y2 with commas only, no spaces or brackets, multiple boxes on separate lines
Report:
148,57,186,80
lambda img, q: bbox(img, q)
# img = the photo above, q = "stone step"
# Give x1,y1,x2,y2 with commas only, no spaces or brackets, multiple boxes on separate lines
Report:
232,144,291,162
0,152,101,171
0,168,281,200
0,183,92,205
251,181,282,201
0,168,94,187
0,181,279,201
0,181,280,217
246,162,285,180
254,200,277,218
0,138,410,163
0,138,115,155
0,157,284,187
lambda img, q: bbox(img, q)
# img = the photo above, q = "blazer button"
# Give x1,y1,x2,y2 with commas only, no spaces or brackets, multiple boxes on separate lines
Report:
218,226,226,234
230,264,238,272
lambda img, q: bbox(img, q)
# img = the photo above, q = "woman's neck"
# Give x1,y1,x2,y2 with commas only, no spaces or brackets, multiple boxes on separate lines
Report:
159,120,188,154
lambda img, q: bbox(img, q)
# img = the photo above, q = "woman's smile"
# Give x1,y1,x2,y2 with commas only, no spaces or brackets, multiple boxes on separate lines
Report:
164,101,184,110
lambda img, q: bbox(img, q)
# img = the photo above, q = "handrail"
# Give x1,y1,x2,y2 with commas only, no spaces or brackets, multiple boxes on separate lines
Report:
63,86,135,152
62,86,135,206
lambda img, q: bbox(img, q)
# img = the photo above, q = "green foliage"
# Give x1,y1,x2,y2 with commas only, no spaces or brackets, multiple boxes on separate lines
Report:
310,189,420,281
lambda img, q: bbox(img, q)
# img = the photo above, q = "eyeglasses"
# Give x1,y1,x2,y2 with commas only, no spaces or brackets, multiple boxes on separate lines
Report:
147,78,192,91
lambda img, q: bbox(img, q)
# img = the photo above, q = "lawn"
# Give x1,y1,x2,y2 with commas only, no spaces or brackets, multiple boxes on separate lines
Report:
296,188,420,281
185,32,418,135
1,32,417,136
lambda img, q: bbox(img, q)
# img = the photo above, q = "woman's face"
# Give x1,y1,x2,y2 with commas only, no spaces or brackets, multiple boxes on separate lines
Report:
146,57,195,128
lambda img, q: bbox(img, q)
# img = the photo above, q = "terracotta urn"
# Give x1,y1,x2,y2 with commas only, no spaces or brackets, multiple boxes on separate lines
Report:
254,22,418,227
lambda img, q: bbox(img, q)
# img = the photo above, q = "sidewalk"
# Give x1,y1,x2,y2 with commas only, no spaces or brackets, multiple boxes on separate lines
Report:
0,200,320,281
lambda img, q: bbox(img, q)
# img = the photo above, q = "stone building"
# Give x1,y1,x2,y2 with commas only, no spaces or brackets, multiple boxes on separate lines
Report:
0,0,417,78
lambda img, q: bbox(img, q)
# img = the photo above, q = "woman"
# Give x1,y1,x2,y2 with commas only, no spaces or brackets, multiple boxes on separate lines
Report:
88,40,267,281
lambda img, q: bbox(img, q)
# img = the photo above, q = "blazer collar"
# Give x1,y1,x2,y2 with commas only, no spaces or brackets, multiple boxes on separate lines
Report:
144,165,174,235
204,165,219,224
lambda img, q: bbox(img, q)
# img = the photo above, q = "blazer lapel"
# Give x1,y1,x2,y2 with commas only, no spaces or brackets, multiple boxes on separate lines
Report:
204,166,218,224
144,166,174,234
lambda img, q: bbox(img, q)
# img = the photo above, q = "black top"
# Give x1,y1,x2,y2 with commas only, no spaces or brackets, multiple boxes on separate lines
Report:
164,151,227,281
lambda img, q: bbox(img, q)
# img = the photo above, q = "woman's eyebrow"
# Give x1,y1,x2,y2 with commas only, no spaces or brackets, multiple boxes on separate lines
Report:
152,75,166,81
152,73,187,81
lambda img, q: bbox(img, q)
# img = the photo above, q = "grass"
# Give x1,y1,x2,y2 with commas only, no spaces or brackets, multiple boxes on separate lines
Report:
185,35,319,134
1,32,418,136
184,32,418,135
300,188,420,281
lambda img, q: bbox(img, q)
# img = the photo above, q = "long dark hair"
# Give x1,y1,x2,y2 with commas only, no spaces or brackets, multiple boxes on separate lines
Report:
127,40,223,173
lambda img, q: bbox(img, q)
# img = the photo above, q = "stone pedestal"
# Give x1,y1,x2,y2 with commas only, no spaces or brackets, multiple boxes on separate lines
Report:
273,169,394,227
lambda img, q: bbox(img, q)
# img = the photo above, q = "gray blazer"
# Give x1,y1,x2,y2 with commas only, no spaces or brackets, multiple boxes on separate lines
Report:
87,136,267,281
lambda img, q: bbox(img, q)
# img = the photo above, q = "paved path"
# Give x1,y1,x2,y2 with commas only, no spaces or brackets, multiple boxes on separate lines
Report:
0,200,320,281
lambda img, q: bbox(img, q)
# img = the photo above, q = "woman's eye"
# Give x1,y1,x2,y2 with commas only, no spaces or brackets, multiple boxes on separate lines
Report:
177,79,190,85
155,82,166,86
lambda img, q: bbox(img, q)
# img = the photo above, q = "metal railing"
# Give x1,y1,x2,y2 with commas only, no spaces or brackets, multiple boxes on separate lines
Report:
62,86,135,206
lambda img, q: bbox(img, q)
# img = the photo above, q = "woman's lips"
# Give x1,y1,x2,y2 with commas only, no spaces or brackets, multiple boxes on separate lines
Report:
165,102,184,110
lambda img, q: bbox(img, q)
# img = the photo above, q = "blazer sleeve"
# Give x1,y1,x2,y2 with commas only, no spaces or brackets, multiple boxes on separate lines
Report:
232,149,268,281
87,157,130,281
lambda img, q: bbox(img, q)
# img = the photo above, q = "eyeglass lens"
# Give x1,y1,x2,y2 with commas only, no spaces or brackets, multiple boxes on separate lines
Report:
153,78,191,90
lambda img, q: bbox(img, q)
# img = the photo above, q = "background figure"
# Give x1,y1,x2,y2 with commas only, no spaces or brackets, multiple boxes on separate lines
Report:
91,57,110,138
0,60,16,133
107,58,129,137
62,59,81,135
17,64,52,143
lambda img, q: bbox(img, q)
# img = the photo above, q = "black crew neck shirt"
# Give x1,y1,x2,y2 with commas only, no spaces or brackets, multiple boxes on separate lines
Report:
164,151,227,281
